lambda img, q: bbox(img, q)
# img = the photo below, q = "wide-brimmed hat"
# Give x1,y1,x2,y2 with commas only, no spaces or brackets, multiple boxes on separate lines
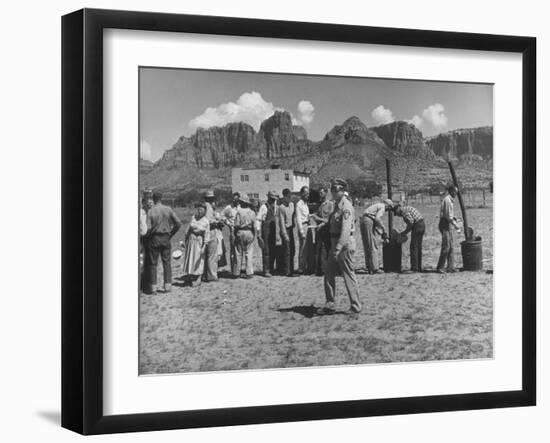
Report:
239,195,250,205
267,190,280,199
204,190,215,198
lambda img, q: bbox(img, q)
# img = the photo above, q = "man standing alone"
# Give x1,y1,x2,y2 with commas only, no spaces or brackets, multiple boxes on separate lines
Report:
324,179,361,313
437,186,461,273
278,188,296,277
257,191,280,277
144,192,182,293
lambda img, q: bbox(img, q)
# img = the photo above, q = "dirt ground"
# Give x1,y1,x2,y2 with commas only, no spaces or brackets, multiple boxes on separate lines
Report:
139,202,493,374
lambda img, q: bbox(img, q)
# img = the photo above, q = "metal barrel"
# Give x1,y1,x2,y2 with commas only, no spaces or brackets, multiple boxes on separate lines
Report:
383,242,402,273
461,237,483,271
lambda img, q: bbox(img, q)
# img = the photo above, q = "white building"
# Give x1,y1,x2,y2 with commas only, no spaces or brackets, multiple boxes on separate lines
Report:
231,166,310,202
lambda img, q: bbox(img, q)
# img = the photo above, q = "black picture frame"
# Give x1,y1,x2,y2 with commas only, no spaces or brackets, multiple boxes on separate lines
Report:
62,8,536,435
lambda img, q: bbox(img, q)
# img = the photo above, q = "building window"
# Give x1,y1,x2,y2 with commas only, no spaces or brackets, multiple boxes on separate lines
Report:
285,173,289,181
240,174,249,182
265,173,269,181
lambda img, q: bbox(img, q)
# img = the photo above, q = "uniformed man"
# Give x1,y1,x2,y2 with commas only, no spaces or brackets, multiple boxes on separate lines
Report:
359,199,394,274
324,179,361,314
233,195,257,278
310,186,334,276
144,191,182,293
257,191,281,277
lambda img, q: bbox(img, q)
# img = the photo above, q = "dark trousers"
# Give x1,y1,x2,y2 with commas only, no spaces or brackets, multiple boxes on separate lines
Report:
145,233,172,290
281,227,295,275
261,221,277,274
315,226,331,275
410,219,425,272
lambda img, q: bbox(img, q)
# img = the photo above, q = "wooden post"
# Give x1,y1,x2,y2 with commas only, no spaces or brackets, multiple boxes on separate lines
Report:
448,161,471,241
386,159,393,233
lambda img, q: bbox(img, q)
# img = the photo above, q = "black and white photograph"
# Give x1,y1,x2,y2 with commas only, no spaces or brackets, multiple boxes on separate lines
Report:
138,67,494,375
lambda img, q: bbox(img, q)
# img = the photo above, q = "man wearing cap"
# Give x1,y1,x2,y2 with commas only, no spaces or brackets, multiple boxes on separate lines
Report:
394,203,425,272
360,199,394,274
144,191,182,293
233,195,257,278
257,191,281,277
310,186,334,276
278,188,296,277
222,192,241,275
324,179,361,314
437,186,461,273
203,190,223,282
295,186,310,274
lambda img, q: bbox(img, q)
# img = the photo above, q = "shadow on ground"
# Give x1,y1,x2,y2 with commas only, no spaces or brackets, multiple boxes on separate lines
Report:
277,305,349,318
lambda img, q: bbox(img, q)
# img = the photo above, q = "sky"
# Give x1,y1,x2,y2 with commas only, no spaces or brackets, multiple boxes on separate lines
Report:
139,67,493,162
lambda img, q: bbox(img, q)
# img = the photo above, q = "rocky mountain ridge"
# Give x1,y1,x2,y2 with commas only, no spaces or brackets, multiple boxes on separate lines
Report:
142,111,493,194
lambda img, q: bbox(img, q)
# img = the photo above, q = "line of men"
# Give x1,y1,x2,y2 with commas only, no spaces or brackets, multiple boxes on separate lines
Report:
140,182,462,305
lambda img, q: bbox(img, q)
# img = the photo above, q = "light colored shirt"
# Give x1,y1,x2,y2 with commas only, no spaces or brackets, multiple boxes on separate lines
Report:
329,197,355,252
317,199,334,224
440,195,455,221
295,199,310,236
147,203,182,235
222,204,239,228
364,202,386,220
234,207,256,229
139,208,148,236
278,201,295,229
188,215,210,242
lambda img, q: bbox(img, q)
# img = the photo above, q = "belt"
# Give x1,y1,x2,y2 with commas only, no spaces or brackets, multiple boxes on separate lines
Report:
330,232,354,238
235,227,254,232
151,231,170,236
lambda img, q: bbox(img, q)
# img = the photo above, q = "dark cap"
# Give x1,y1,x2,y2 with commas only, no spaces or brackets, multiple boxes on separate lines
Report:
331,178,347,189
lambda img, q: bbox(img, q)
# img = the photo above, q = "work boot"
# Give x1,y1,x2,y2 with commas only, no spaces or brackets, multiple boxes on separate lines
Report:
163,283,172,293
264,272,272,278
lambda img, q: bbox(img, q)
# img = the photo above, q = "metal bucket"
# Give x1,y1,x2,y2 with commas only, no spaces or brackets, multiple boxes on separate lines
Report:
461,236,483,271
383,242,402,273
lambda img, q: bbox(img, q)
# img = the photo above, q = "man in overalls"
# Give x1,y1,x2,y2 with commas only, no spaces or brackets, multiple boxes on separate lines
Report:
324,178,362,314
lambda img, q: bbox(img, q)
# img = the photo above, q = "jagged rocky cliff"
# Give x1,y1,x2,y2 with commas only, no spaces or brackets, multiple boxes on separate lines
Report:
142,112,493,193
371,121,435,159
425,126,493,160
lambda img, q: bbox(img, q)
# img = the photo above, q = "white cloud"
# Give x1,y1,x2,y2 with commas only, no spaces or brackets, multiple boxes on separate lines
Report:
297,100,315,125
371,105,395,125
422,103,448,130
407,115,423,128
140,140,152,161
188,92,316,131
189,91,280,131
